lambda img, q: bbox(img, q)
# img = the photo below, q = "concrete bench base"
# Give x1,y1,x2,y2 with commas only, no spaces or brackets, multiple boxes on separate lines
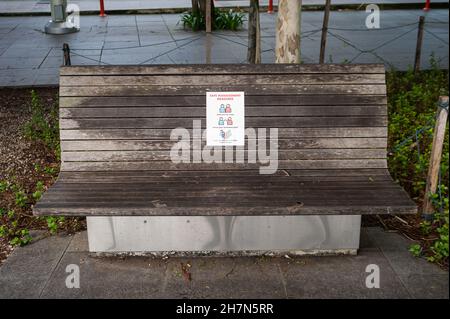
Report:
86,215,361,255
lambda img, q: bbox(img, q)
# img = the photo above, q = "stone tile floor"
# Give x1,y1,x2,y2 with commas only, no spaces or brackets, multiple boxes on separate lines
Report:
0,227,447,298
0,9,448,87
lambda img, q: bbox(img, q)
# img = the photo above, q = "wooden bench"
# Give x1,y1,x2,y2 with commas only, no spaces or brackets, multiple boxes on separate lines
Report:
33,64,417,217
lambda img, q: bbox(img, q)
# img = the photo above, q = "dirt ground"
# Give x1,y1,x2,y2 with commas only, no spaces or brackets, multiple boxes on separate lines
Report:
0,87,84,264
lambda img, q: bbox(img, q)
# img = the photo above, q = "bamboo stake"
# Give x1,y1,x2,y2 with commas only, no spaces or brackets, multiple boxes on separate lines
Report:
422,96,449,219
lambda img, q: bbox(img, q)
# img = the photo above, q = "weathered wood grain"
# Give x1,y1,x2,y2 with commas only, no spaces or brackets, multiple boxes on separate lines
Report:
32,64,418,217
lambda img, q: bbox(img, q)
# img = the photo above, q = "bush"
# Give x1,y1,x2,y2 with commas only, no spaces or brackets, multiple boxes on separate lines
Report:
387,59,449,266
181,8,245,31
23,90,60,159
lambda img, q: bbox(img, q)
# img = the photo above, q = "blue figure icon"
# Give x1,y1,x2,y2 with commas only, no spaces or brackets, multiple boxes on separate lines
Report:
219,104,226,113
220,130,225,139
218,117,225,125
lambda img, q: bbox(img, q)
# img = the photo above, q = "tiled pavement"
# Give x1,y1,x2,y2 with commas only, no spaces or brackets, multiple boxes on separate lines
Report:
0,227,448,298
0,9,448,87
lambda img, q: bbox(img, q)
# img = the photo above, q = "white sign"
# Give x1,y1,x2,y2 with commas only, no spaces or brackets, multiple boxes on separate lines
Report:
206,92,245,146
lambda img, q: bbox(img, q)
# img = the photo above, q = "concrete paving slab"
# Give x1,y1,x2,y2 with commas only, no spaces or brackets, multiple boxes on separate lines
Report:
0,10,448,87
163,257,287,299
279,250,412,298
0,234,72,298
399,274,450,299
0,227,448,298
40,252,169,298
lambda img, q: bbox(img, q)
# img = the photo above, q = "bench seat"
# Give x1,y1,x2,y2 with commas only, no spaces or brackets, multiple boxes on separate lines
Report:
33,64,417,217
33,169,416,216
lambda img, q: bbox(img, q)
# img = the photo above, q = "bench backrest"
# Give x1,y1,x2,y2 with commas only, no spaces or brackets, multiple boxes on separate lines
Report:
59,64,388,172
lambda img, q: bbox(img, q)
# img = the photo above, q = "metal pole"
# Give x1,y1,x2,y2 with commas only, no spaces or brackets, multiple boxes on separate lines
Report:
99,0,106,17
63,43,71,66
268,0,274,14
424,0,431,11
319,0,331,64
414,16,425,74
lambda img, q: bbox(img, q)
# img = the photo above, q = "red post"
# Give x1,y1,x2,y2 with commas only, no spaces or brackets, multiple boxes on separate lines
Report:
268,0,274,13
99,0,106,17
424,0,431,11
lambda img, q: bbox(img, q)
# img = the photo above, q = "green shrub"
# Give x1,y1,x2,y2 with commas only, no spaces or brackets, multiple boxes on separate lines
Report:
181,8,245,31
387,59,449,265
23,90,60,159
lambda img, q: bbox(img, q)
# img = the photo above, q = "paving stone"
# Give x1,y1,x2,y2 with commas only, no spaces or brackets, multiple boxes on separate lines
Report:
399,274,449,299
0,235,71,298
40,252,169,298
163,257,286,299
66,231,89,253
280,249,412,299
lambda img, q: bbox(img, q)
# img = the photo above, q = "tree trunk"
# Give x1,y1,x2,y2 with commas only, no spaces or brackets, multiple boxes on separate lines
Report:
247,0,261,63
192,0,200,15
275,0,302,63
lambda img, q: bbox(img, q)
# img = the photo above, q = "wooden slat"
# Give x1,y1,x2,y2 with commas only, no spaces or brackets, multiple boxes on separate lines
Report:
61,149,386,162
33,205,417,216
61,159,387,171
60,64,387,76
59,84,386,97
60,138,387,151
60,74,385,86
60,105,386,118
60,117,387,129
60,127,387,140
60,95,388,107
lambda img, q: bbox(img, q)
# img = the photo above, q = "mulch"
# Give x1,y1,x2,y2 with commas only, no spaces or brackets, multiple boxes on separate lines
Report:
0,87,85,264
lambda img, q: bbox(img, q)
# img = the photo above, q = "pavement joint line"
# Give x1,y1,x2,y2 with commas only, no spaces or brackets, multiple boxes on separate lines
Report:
135,15,142,47
162,14,180,49
38,235,73,298
37,47,52,69
160,265,170,295
138,35,201,65
377,248,414,298
276,263,289,299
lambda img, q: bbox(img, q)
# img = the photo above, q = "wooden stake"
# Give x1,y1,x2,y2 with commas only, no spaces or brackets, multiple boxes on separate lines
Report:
247,0,261,64
205,0,212,33
422,96,449,218
319,0,331,64
414,16,425,74
63,43,71,66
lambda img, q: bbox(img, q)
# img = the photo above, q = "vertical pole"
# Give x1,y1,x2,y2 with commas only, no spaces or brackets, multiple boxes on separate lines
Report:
205,0,212,33
414,16,425,74
268,0,274,13
63,43,71,66
424,0,431,11
275,0,302,63
99,0,106,17
206,33,212,63
248,0,261,64
422,96,449,219
319,0,331,64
